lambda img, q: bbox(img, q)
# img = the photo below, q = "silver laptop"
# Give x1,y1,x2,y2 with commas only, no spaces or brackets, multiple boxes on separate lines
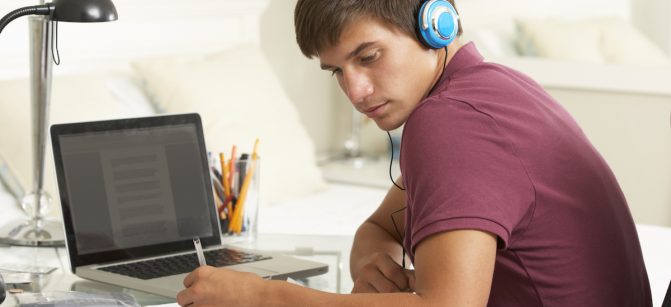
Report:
50,113,327,298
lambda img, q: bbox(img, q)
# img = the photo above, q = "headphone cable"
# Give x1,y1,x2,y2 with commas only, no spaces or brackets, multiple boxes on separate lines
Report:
387,46,448,191
387,131,404,191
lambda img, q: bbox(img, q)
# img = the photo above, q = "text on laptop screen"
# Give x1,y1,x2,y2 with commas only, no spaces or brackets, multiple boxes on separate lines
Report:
58,124,214,255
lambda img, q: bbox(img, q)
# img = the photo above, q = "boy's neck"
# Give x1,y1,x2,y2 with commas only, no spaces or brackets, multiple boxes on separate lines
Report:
444,39,464,68
426,39,463,97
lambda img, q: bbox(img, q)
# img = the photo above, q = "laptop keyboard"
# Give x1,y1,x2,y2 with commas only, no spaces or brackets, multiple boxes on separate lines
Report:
98,248,272,280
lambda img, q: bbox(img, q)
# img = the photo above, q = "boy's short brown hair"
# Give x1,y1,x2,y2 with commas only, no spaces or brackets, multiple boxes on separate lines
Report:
294,0,462,58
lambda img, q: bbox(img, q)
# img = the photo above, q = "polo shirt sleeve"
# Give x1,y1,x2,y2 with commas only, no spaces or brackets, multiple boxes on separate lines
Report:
402,98,535,254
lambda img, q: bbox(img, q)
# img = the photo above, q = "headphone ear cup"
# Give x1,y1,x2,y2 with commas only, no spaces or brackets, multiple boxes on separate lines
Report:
417,0,459,49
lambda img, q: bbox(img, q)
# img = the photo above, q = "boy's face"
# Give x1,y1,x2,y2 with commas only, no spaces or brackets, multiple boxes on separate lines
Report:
319,18,442,131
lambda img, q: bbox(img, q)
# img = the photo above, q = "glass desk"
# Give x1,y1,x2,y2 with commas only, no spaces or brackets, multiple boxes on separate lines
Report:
0,233,354,306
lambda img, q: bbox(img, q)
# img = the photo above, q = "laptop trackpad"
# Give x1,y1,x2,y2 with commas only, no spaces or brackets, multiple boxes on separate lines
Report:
234,266,276,277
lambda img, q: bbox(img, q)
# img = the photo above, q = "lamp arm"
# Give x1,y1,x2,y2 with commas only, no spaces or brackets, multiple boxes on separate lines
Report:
0,4,53,34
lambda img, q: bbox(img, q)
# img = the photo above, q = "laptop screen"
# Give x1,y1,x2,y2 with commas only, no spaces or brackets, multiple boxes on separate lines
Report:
51,114,221,268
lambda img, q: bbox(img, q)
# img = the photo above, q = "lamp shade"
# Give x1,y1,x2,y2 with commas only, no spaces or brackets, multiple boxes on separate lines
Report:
51,0,117,22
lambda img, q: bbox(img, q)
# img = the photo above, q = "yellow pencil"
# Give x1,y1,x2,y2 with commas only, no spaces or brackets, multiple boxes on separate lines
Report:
252,138,259,159
226,200,234,223
231,139,260,233
230,164,253,233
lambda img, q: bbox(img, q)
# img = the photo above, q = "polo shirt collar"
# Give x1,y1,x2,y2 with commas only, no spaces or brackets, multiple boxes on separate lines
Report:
444,42,484,79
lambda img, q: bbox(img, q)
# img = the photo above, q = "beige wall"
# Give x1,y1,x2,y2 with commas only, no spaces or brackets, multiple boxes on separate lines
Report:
258,1,384,158
632,0,671,56
259,0,343,156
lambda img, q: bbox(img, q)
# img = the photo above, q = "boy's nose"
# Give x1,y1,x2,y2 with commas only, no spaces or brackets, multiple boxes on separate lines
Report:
343,71,374,108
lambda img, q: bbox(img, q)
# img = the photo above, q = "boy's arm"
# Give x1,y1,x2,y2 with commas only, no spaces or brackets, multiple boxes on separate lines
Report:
269,229,496,306
178,229,497,307
349,177,412,292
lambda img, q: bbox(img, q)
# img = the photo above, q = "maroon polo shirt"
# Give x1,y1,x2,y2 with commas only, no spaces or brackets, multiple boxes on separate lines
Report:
401,42,651,306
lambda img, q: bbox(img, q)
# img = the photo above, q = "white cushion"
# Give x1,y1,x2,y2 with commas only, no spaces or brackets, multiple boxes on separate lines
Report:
105,76,159,116
132,44,327,205
515,18,606,63
0,72,156,217
514,17,671,66
461,28,519,58
596,18,671,67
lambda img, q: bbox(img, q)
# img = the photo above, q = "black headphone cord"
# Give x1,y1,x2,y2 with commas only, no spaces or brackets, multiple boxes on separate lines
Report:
387,131,405,191
387,46,448,192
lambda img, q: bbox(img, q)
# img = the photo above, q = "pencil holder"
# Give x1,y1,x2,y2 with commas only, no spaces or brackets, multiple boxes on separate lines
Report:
216,156,259,241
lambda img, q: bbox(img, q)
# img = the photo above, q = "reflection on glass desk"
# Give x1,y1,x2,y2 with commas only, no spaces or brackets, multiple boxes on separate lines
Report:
0,233,354,306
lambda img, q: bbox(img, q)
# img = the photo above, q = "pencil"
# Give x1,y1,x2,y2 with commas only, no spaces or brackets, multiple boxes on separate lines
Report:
230,162,254,233
231,139,260,233
252,138,259,160
226,199,234,223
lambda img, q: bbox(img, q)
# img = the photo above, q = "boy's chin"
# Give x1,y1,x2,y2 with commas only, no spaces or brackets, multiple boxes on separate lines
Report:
374,117,404,131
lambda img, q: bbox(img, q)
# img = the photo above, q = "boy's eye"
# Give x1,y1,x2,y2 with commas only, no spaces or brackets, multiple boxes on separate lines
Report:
361,51,379,63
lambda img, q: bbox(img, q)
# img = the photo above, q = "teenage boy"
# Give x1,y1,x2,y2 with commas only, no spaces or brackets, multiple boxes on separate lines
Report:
177,1,652,306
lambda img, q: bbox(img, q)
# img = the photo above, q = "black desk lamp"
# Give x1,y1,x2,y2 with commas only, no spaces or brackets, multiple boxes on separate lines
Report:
0,0,117,247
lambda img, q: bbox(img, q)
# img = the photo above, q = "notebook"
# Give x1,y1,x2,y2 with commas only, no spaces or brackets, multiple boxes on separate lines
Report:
50,113,327,298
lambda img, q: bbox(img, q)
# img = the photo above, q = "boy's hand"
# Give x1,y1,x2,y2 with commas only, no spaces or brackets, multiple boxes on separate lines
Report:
351,252,415,293
177,266,264,307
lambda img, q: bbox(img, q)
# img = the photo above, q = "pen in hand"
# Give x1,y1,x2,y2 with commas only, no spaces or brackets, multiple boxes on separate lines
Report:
193,237,206,266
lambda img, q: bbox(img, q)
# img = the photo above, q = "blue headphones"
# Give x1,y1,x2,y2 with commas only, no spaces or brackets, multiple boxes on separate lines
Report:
417,0,460,49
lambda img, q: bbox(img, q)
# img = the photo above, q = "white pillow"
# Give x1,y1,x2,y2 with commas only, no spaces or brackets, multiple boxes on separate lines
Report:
595,18,671,66
105,76,159,116
514,17,671,66
461,28,520,58
132,44,327,205
515,18,606,63
0,72,157,217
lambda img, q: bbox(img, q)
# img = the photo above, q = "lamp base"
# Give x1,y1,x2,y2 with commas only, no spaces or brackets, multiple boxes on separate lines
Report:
335,155,378,170
320,155,401,189
0,218,65,247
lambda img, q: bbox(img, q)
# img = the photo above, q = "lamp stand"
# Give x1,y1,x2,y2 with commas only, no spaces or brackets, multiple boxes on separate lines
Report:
335,108,378,169
343,107,363,159
0,16,64,247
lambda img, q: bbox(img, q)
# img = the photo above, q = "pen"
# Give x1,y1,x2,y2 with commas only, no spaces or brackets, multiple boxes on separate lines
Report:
229,145,237,190
220,152,231,199
235,153,249,199
193,237,206,266
210,169,224,198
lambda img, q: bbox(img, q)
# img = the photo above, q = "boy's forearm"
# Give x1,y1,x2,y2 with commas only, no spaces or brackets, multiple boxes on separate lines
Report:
350,220,405,279
261,280,423,307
